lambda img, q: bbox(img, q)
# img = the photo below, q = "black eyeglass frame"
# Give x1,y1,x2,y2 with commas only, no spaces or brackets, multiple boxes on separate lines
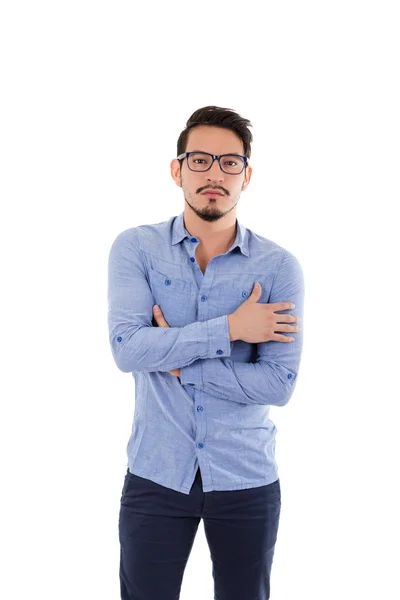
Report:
177,151,249,175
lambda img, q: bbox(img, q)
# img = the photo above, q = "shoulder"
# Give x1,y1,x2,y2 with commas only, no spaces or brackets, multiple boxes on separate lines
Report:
246,226,303,275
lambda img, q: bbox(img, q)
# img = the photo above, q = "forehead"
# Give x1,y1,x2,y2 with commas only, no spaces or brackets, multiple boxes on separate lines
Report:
186,125,243,154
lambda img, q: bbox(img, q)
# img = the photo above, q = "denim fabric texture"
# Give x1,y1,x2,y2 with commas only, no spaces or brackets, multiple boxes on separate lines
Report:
108,211,304,494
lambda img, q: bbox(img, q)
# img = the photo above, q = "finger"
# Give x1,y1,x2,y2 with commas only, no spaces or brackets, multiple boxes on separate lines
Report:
275,323,301,332
275,314,301,323
153,305,163,318
274,334,296,342
153,305,170,327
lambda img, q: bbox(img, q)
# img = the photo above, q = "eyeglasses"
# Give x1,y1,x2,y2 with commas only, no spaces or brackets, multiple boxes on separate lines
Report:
177,151,248,175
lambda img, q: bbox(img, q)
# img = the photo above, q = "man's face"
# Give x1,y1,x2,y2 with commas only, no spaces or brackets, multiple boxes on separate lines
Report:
171,125,252,223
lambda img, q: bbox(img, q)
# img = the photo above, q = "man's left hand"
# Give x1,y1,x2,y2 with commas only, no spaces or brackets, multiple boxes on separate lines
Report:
152,305,181,378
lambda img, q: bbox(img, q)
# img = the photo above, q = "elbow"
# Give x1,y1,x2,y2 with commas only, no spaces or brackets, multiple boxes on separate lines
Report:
275,379,299,407
109,326,144,373
112,350,132,373
276,388,293,407
115,358,132,374
113,342,146,373
110,339,137,373
259,360,299,406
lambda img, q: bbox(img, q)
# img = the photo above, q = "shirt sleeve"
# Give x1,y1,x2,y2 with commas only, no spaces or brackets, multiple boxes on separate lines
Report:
179,249,304,407
108,228,232,373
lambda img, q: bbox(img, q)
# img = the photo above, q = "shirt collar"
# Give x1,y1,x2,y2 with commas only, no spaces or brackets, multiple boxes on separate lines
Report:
171,211,250,257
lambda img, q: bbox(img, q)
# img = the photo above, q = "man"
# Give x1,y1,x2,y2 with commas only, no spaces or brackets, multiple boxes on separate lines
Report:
108,105,304,600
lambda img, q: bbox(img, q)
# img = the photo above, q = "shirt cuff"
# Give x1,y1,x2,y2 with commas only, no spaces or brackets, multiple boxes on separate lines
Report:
180,315,232,386
207,314,232,358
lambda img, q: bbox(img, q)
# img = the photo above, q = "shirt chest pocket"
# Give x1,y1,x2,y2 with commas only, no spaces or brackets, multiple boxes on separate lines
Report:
218,273,273,316
148,268,192,327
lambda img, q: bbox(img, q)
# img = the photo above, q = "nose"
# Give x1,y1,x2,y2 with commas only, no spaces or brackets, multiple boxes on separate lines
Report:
207,157,225,180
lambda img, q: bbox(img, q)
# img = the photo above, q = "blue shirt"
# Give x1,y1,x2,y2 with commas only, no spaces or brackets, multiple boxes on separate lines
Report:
107,211,304,494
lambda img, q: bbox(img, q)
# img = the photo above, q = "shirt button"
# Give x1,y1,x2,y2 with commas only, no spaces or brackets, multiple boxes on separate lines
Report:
198,442,204,449
241,290,247,297
287,373,293,379
117,336,122,342
165,279,171,285
197,406,204,412
216,349,223,355
201,295,207,302
190,257,195,262
191,237,197,243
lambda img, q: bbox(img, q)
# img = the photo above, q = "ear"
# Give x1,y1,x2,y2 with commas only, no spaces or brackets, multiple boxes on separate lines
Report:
241,165,252,190
170,158,182,188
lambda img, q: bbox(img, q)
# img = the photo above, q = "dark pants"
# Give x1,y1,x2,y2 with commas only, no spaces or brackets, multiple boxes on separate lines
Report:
119,466,281,600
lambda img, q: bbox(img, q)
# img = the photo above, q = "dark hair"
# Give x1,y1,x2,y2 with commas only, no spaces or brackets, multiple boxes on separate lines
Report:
176,105,253,173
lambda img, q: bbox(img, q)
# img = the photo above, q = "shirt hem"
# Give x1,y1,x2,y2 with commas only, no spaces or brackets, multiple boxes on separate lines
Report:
128,466,279,495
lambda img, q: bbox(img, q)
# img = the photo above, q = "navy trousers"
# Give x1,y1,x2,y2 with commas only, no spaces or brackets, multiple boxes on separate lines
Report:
118,466,281,600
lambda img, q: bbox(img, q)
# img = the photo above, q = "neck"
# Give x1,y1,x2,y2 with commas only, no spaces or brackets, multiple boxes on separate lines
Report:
183,212,237,256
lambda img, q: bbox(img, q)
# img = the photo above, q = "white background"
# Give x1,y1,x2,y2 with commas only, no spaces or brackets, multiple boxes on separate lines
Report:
1,1,399,598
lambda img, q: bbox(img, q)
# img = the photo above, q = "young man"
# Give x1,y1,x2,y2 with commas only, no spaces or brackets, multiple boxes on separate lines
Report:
108,105,304,600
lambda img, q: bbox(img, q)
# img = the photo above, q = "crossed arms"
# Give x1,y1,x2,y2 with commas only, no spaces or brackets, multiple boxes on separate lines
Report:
108,228,304,407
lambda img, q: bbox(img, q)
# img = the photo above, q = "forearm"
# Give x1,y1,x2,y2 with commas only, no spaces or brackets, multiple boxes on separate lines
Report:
109,315,232,373
180,354,300,406
108,228,233,374
180,247,306,406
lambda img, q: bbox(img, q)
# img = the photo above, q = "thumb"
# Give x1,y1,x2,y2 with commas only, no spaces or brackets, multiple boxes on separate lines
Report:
153,304,169,326
250,281,262,299
153,305,163,317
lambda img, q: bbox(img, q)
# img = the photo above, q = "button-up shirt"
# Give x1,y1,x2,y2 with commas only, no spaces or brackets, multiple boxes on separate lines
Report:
107,211,304,494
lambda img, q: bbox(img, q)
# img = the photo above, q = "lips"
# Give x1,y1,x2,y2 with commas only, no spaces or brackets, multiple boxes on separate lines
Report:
202,190,224,196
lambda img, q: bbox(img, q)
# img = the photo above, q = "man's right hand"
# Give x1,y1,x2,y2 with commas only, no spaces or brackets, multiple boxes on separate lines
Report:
227,282,301,343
